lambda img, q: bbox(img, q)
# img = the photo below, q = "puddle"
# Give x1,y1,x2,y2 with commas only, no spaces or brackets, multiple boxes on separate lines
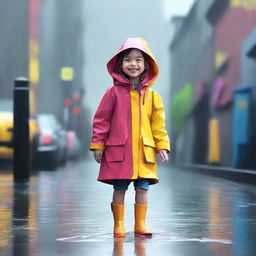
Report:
57,233,232,244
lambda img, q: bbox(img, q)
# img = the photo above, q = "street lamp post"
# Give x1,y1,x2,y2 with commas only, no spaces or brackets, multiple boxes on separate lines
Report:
61,67,74,130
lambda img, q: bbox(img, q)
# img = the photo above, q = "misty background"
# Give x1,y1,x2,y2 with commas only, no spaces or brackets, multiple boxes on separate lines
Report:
83,0,194,127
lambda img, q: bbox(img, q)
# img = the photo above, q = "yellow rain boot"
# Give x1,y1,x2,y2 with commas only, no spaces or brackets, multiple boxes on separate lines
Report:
134,204,152,237
111,203,126,237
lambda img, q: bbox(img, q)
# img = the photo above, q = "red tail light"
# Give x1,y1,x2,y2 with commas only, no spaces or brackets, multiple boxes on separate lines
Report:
73,106,81,115
64,99,72,107
73,94,80,101
42,135,52,145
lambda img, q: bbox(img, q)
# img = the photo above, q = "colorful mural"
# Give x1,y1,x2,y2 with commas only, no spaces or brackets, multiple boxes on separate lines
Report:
29,0,40,116
170,0,256,168
171,84,194,132
214,2,256,106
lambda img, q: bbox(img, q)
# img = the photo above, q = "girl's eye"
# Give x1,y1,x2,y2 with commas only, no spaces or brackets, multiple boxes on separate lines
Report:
124,58,130,62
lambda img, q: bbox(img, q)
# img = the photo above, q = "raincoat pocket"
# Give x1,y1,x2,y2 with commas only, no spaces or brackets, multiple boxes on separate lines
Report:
105,137,127,162
143,137,156,164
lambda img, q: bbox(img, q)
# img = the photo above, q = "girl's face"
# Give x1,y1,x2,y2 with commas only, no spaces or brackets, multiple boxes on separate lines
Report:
121,49,145,83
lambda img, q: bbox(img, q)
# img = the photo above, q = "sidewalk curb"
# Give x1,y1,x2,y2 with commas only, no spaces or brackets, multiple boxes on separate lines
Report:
172,163,256,185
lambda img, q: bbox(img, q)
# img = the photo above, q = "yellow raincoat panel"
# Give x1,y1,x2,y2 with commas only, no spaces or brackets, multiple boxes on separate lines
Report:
131,87,170,184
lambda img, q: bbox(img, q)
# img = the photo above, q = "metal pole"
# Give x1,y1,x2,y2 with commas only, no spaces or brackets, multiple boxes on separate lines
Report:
72,88,83,135
13,77,30,182
63,80,72,130
61,67,74,130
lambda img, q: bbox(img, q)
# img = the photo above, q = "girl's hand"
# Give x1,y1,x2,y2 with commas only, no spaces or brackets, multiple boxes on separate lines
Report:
94,150,103,163
158,149,169,163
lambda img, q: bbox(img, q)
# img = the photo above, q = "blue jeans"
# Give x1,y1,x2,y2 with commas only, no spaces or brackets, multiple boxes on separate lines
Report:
113,179,150,191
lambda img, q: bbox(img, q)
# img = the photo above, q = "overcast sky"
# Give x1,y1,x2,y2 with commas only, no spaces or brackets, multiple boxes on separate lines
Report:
163,0,195,20
83,1,195,126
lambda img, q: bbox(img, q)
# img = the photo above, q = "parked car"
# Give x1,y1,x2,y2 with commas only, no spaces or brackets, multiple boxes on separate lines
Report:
0,99,39,161
67,130,81,159
36,114,67,170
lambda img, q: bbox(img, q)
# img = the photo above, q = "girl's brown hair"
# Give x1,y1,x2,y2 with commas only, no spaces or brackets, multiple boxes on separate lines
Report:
114,48,150,81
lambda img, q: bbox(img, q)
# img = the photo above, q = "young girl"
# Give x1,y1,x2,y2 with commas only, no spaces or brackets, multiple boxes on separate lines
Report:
90,38,170,237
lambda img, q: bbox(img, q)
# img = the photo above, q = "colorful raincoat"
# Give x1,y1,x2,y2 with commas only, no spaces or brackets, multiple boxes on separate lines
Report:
90,38,170,185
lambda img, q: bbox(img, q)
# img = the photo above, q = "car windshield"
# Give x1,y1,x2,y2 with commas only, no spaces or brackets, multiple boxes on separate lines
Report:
37,114,61,130
38,115,58,129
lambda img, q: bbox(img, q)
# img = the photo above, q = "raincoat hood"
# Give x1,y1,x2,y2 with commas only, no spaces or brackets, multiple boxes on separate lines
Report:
107,38,159,87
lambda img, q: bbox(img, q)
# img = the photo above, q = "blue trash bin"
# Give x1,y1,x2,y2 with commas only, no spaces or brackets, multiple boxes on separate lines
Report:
232,86,252,168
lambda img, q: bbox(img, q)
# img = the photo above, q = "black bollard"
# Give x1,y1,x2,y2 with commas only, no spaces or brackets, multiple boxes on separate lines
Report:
13,77,30,182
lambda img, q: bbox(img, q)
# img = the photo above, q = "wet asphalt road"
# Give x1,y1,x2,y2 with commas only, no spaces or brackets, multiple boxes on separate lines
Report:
0,156,256,256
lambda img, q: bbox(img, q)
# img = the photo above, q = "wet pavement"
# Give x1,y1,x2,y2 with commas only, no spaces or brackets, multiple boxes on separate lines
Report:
0,156,256,256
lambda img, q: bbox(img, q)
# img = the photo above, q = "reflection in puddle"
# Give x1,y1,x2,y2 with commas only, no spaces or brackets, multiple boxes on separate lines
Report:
0,172,12,252
12,183,29,256
112,237,125,256
208,187,234,255
58,235,149,256
57,232,232,256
